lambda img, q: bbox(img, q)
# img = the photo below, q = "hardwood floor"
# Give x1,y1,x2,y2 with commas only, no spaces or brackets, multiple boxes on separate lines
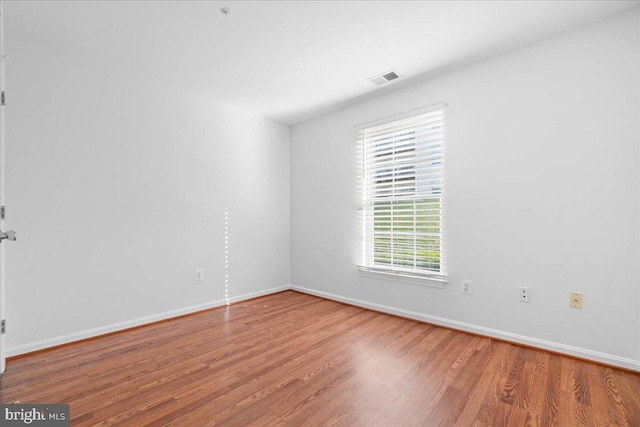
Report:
1,290,639,426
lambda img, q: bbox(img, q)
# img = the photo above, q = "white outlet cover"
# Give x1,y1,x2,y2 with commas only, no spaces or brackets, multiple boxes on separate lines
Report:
195,269,204,281
461,279,472,295
519,287,531,303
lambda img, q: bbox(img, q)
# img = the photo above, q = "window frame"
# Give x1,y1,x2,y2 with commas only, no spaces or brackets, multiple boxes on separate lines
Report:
356,103,447,286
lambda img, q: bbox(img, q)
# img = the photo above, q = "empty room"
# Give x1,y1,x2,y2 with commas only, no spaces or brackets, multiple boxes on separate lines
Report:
0,0,639,425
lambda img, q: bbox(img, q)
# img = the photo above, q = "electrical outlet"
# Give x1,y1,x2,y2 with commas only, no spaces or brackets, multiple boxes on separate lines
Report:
461,279,472,295
570,292,583,309
195,269,204,281
519,287,531,303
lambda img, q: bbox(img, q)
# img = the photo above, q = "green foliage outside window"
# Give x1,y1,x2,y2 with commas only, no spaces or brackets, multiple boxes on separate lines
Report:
372,198,441,271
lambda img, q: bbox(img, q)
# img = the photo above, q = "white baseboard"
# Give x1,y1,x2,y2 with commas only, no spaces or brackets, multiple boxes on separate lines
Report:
8,284,639,372
6,285,289,358
291,285,640,372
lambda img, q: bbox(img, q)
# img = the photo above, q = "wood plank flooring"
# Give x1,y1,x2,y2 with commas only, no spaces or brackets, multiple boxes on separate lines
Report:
1,290,639,426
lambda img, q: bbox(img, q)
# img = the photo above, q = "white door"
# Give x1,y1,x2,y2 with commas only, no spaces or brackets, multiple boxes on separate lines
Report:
0,0,8,374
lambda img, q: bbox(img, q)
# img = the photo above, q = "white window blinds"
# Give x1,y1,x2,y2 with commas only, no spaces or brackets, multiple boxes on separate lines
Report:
357,104,446,281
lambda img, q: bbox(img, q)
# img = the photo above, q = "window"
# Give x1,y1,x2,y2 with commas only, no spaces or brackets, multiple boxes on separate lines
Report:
357,104,446,282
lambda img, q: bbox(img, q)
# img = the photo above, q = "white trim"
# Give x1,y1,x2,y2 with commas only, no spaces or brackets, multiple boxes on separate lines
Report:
290,285,640,372
8,284,639,372
6,285,289,357
358,267,446,288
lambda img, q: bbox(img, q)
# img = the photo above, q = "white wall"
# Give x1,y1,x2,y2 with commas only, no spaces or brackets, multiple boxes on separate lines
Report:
5,32,290,353
291,10,640,369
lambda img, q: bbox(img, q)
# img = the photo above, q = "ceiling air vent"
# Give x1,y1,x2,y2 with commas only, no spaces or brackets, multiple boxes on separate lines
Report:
369,70,401,86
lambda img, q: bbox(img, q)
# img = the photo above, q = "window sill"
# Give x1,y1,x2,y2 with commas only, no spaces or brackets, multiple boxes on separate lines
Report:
357,266,447,289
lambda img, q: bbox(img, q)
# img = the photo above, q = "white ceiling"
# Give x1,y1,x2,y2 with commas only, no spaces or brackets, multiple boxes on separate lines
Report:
4,0,639,125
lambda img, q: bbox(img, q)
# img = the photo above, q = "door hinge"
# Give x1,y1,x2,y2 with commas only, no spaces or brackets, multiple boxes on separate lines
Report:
0,206,5,220
1,320,5,334
1,91,4,106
